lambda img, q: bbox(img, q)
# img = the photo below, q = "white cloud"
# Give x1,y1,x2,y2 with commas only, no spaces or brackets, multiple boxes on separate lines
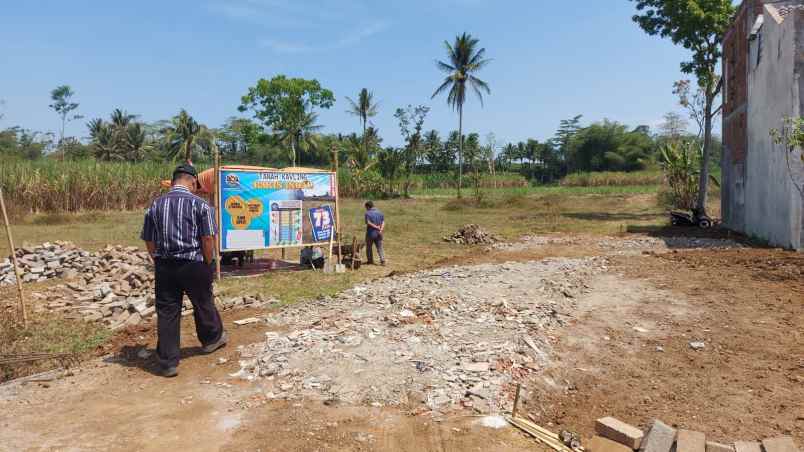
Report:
334,21,388,48
208,0,388,53
258,39,312,54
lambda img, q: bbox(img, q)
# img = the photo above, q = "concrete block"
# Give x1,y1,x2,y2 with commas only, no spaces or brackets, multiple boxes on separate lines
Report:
677,430,706,452
762,437,799,452
595,417,644,449
707,441,735,452
734,441,762,452
590,435,635,452
640,420,677,452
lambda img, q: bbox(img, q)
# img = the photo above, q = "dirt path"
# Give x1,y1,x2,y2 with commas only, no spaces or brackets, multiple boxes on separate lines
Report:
1,234,801,451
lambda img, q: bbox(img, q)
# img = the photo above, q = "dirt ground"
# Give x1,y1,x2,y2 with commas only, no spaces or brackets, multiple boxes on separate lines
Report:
1,233,801,452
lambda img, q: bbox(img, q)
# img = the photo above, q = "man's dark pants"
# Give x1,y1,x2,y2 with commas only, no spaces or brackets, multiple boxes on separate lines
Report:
365,233,385,264
154,259,223,368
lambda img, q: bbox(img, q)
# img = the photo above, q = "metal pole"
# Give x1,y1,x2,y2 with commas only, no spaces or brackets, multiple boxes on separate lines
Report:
214,145,222,281
0,187,27,326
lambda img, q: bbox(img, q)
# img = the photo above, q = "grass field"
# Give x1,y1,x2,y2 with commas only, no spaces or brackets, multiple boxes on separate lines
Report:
410,184,660,198
2,190,668,302
0,189,692,379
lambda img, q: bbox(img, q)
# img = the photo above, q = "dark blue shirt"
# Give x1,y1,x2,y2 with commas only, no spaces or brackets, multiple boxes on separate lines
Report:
365,208,384,239
140,186,216,262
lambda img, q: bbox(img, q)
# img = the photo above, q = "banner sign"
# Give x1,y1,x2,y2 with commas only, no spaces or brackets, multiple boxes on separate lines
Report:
308,205,335,242
219,169,337,251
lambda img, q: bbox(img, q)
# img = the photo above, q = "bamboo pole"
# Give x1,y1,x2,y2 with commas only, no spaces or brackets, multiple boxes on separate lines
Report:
331,145,342,264
0,187,27,326
512,383,522,418
214,145,222,281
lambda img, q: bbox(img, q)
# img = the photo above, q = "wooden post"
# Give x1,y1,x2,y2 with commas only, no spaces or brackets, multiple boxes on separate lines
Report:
0,187,27,326
512,383,522,418
331,145,342,264
214,145,222,281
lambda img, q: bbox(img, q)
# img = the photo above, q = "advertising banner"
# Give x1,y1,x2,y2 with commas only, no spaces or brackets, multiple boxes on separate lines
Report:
308,205,335,242
219,169,337,251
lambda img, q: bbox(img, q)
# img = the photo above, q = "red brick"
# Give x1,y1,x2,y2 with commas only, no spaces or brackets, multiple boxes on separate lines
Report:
590,435,635,452
762,437,800,452
595,417,644,449
677,430,706,452
735,441,763,452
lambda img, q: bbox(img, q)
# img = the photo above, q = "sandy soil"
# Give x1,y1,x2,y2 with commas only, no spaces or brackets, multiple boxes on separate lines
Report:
1,234,801,451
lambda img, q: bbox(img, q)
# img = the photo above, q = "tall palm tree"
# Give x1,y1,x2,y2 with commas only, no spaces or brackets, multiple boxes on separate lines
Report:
346,88,379,164
275,110,322,166
503,143,516,170
162,109,214,163
432,32,491,197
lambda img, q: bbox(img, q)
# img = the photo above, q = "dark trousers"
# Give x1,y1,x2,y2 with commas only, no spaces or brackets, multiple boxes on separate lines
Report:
366,233,385,264
154,259,223,368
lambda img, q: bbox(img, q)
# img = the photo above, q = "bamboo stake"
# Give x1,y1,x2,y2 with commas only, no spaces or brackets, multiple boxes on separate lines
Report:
512,383,522,418
0,187,27,326
214,145,222,281
331,145,342,265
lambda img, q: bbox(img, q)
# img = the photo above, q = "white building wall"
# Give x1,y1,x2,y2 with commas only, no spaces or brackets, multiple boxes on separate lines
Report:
744,7,803,249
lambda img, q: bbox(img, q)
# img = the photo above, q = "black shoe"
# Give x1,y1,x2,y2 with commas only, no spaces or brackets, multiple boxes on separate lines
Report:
380,261,386,266
202,331,228,354
160,366,178,378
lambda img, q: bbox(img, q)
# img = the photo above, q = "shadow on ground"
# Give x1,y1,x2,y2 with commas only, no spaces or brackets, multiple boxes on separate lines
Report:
563,212,664,222
107,345,207,376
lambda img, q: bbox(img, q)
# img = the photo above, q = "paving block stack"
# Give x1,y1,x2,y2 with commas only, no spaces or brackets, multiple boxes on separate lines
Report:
2,241,279,329
588,418,798,452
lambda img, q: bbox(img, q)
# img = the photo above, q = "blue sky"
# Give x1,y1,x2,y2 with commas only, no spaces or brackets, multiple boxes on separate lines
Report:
0,0,696,147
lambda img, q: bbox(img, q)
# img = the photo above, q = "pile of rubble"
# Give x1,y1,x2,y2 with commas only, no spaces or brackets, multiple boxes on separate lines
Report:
232,257,608,413
443,224,501,245
2,241,276,330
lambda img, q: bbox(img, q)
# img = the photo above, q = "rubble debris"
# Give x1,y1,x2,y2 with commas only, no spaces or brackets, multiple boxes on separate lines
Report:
689,341,706,351
233,318,262,326
443,224,501,245
232,257,607,413
1,241,279,329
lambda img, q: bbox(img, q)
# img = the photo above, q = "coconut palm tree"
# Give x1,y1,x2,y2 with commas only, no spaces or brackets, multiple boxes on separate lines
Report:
162,109,214,163
432,33,491,197
275,110,322,166
346,88,379,162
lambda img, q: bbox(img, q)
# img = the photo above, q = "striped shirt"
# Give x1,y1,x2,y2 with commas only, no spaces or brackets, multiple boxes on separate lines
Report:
140,186,216,262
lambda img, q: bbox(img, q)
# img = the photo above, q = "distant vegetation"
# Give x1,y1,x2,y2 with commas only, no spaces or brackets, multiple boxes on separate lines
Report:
0,30,725,213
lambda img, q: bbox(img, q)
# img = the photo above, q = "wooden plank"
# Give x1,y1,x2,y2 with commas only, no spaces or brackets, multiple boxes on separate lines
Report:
0,187,26,326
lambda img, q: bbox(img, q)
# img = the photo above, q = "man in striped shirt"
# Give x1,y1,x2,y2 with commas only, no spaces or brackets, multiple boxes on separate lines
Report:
141,164,227,377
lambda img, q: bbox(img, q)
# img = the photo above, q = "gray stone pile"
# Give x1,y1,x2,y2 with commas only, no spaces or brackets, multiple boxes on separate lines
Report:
443,224,501,245
232,257,608,414
1,241,94,285
3,241,277,329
